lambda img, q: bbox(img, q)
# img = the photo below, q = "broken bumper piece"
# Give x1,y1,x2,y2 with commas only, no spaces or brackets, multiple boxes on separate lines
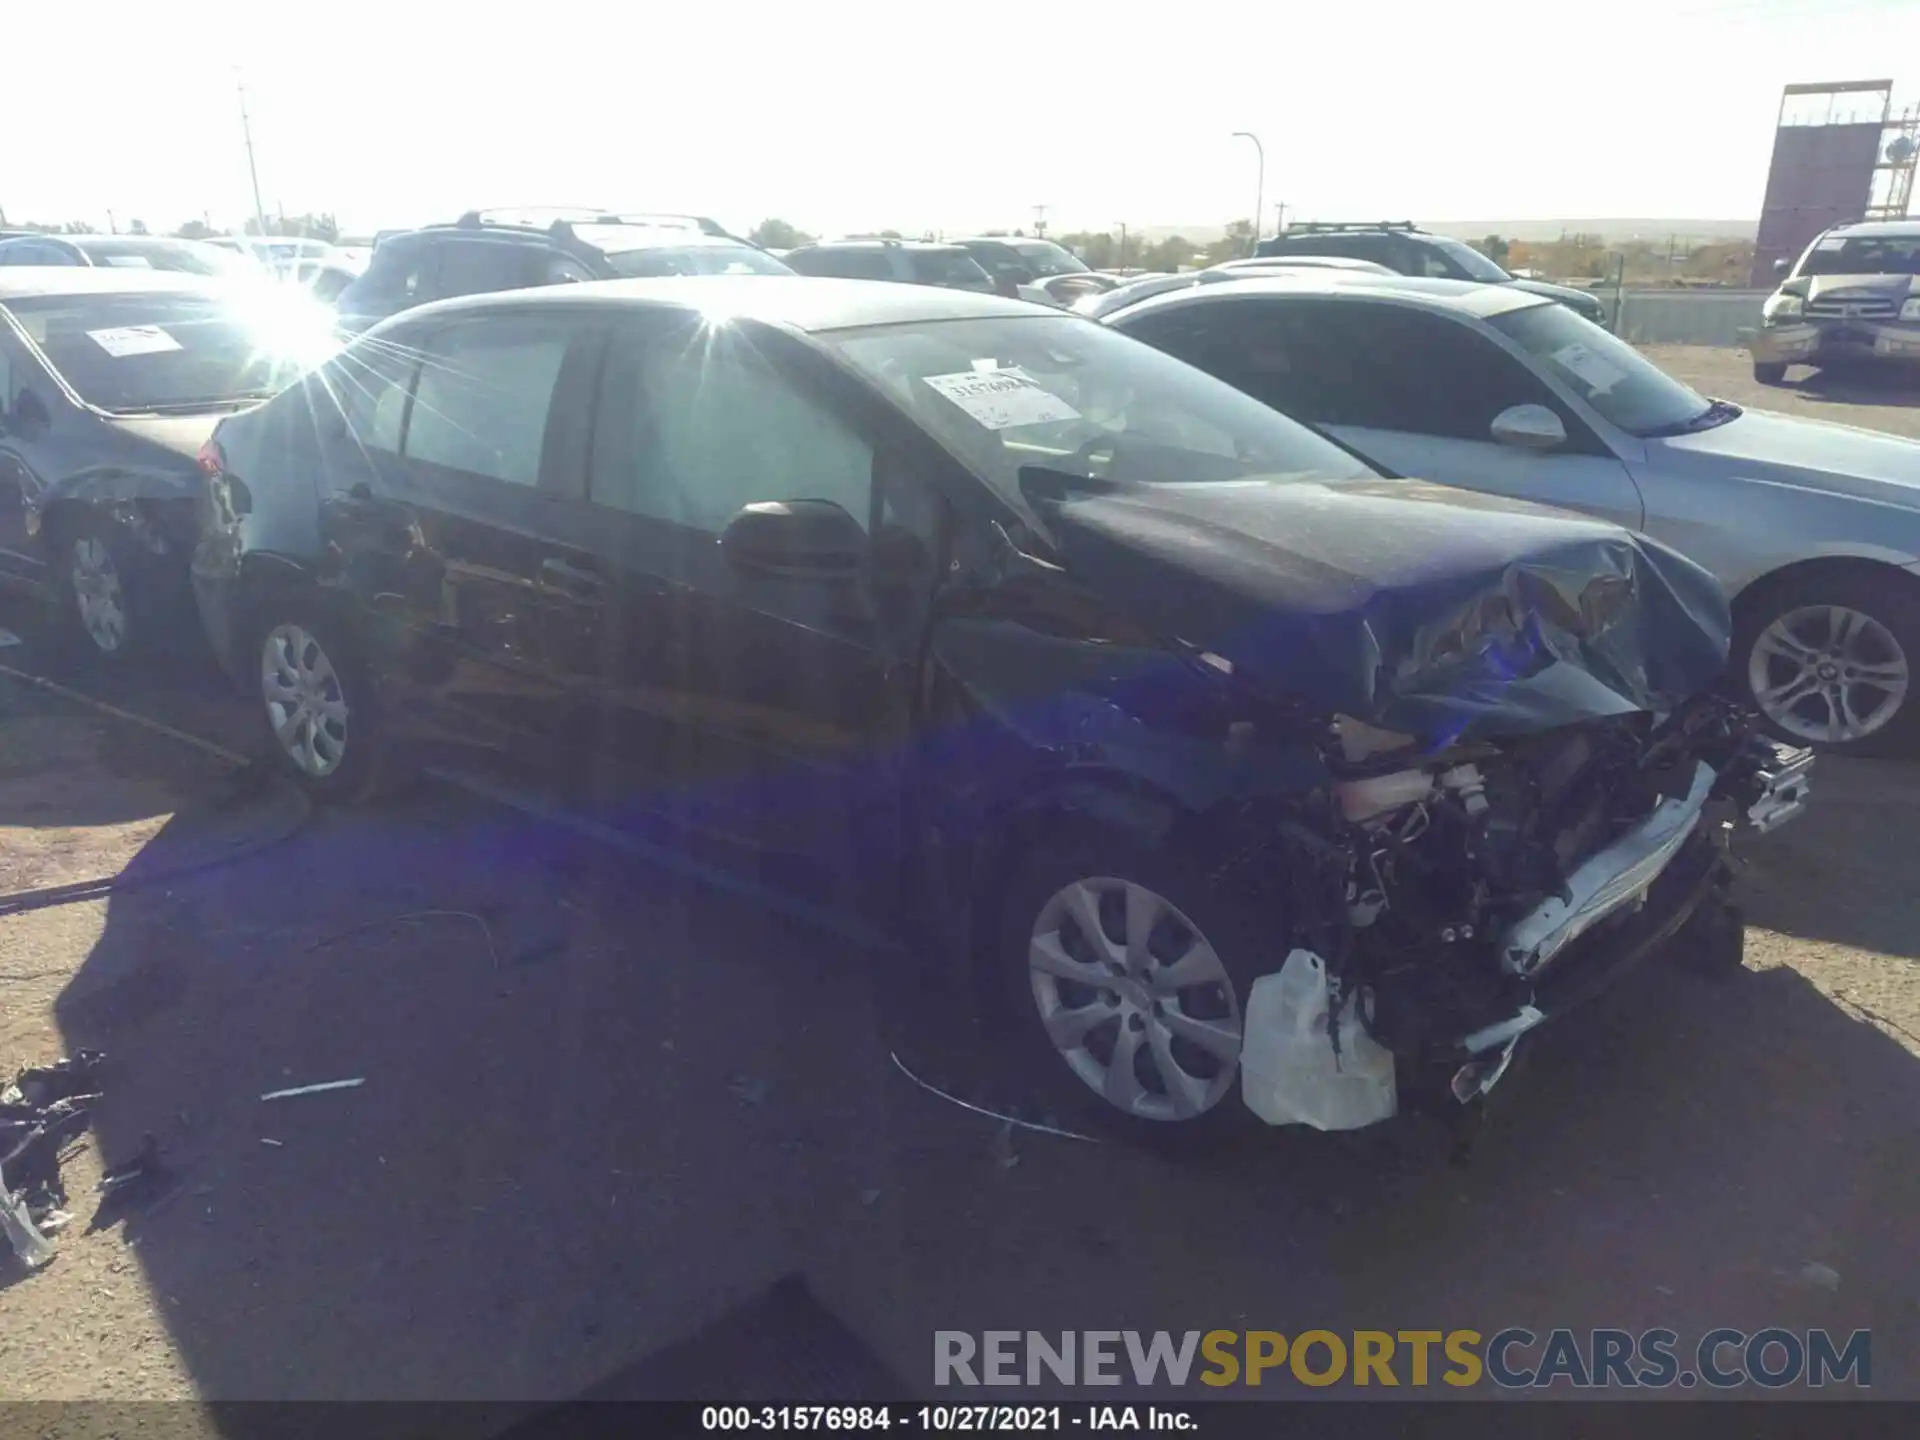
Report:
1501,761,1715,979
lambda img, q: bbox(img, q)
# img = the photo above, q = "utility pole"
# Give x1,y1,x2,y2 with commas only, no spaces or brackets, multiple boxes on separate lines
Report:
1116,221,1127,269
1273,201,1287,237
1232,132,1265,255
236,72,269,239
106,210,117,235
1032,204,1049,238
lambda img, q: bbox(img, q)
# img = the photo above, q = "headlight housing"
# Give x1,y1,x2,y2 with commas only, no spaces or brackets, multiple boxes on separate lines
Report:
1764,293,1804,322
1901,297,1920,322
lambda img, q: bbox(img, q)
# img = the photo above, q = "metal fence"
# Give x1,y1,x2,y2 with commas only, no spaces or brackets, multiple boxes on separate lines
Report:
1600,288,1769,347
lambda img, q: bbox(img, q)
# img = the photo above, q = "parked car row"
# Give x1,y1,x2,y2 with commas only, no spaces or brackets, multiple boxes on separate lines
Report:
0,235,1854,1147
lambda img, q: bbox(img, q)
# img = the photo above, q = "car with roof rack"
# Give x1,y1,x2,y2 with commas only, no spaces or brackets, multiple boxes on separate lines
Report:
333,207,791,332
782,239,998,295
1256,221,1608,325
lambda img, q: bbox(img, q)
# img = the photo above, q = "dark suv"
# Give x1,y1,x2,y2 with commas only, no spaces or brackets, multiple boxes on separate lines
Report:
1256,222,1608,324
335,209,791,332
190,275,1800,1149
782,239,996,293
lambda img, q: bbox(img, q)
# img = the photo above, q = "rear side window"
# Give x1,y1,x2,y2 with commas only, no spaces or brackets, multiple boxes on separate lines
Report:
403,318,573,485
907,250,994,290
331,343,418,454
790,248,890,280
350,238,436,305
434,240,529,299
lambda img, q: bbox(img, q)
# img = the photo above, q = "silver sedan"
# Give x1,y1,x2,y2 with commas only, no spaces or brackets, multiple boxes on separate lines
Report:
1106,273,1920,756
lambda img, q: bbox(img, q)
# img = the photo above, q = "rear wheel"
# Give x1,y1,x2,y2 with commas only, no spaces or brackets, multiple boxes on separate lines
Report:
51,513,143,663
253,603,385,801
996,825,1270,1148
1736,570,1920,756
1752,360,1788,386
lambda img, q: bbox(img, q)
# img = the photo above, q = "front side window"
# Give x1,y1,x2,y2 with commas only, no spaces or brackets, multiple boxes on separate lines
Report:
1420,237,1511,283
1011,240,1090,277
1486,300,1712,436
591,324,873,532
404,320,573,485
2,291,333,413
824,312,1375,501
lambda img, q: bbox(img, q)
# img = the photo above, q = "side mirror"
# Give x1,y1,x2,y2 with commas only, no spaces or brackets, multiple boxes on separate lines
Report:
720,499,866,579
1490,403,1567,452
1772,257,1791,278
10,388,51,435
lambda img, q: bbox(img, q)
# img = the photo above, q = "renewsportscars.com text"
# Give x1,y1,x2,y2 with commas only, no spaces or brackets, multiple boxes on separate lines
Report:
934,1328,1871,1390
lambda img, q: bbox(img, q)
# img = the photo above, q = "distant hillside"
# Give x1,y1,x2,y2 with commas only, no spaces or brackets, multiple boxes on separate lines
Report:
1424,218,1758,243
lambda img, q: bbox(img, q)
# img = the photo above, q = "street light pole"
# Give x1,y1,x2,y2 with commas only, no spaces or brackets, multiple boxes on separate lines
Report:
1232,131,1265,255
1116,221,1127,269
236,72,269,239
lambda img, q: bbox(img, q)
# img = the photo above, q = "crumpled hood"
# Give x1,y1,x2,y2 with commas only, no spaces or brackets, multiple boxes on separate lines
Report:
1027,473,1733,743
104,413,224,462
1658,408,1920,512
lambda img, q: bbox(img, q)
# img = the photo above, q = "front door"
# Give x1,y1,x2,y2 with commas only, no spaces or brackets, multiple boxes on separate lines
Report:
569,315,945,915
313,310,608,781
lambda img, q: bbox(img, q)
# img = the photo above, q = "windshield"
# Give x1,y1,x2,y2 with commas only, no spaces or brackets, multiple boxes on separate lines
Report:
2,291,337,412
1796,234,1920,277
605,244,792,277
822,314,1377,500
1428,237,1511,283
1012,240,1090,277
75,240,242,277
1488,300,1711,436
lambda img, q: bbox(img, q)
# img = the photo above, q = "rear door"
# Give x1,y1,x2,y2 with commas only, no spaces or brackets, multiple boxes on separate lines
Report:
570,313,946,913
313,309,609,780
1126,297,1645,529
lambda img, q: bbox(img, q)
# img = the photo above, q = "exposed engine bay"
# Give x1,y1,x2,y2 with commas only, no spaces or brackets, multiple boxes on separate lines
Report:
1224,691,1813,1132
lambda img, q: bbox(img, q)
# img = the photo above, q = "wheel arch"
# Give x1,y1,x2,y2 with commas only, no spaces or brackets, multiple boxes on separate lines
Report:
1729,553,1920,630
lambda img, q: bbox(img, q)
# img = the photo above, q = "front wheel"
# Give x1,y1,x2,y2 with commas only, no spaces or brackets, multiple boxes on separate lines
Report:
253,604,385,800
996,825,1269,1148
1752,360,1789,385
1736,572,1919,756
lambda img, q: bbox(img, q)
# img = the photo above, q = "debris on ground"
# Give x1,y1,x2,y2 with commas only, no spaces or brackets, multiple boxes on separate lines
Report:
729,1076,770,1107
259,1078,366,1102
1799,1261,1842,1292
0,1050,108,1270
98,1134,162,1195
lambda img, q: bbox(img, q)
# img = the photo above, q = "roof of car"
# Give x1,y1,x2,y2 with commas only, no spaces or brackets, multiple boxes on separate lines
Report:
1108,271,1549,322
1825,218,1920,239
396,274,1045,332
791,239,969,253
0,268,235,301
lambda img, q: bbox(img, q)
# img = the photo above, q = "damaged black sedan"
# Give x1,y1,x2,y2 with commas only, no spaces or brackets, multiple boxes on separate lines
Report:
190,279,1811,1144
0,270,334,660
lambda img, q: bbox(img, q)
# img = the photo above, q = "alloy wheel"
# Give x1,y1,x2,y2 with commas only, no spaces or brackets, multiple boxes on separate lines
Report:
261,624,350,778
70,536,128,654
1749,603,1909,745
1027,877,1243,1122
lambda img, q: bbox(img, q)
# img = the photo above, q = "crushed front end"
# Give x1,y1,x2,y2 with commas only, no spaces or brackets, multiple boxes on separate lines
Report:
1226,693,1812,1136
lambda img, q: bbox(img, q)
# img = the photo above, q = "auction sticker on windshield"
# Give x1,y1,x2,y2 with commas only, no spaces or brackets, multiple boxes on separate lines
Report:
87,325,183,358
1549,342,1627,395
924,367,1080,430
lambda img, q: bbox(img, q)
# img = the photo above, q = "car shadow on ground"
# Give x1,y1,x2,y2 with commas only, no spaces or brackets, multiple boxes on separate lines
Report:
40,755,1920,1407
1735,755,1920,961
1781,365,1920,410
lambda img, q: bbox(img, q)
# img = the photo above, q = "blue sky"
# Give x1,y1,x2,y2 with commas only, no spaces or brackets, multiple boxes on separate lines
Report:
9,0,1920,238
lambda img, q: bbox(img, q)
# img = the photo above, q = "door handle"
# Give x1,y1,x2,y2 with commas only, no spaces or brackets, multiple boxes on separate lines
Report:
540,556,605,595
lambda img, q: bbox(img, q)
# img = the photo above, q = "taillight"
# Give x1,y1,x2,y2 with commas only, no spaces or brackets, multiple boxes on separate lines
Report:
197,438,226,477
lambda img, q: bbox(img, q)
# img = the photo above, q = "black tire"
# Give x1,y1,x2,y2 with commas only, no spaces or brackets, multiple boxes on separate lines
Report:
248,598,387,802
47,510,148,665
1733,568,1920,758
994,822,1279,1151
1752,360,1788,385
